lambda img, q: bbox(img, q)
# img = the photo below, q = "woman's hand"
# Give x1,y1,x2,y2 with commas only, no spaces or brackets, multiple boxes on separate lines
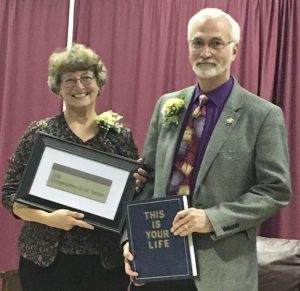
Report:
44,209,94,231
134,158,148,193
123,242,145,286
123,242,139,277
13,202,94,231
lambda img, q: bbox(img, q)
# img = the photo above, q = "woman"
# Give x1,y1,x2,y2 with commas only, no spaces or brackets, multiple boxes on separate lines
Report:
2,43,142,291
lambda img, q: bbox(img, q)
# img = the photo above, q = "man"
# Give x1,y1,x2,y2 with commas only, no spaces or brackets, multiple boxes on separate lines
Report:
124,8,291,291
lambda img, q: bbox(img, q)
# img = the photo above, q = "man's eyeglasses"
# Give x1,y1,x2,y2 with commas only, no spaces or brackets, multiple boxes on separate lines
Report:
189,37,233,52
61,75,95,88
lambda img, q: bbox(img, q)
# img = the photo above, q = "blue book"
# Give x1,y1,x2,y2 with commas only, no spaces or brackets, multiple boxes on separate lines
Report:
125,195,197,283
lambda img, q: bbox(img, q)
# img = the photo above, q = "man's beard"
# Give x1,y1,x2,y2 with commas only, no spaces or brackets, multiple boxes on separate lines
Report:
192,60,226,79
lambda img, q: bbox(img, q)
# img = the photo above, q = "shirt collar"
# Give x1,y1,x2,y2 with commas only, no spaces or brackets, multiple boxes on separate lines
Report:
193,76,234,108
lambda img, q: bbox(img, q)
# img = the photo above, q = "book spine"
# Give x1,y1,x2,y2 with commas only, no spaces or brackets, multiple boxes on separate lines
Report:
182,195,197,276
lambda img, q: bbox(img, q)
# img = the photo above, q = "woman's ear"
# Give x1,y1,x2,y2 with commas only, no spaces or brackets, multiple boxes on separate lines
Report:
97,87,102,96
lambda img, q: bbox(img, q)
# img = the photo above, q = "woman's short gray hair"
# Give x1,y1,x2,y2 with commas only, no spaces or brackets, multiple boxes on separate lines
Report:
47,43,107,94
187,8,240,44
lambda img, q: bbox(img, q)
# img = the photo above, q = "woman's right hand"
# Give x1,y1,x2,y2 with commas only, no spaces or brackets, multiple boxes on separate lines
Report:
123,242,139,277
123,242,145,286
13,202,94,231
44,209,94,231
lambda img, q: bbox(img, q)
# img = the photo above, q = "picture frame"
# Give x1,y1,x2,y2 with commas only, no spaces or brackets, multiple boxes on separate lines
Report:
15,132,139,233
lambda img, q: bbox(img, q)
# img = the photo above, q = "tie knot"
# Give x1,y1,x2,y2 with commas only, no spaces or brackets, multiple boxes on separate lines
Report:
192,94,207,118
199,94,208,106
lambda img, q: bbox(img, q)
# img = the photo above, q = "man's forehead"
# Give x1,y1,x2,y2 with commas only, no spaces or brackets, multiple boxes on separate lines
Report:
190,16,231,39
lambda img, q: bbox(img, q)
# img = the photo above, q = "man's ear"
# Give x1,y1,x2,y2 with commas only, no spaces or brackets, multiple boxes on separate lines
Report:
231,43,239,61
233,43,238,55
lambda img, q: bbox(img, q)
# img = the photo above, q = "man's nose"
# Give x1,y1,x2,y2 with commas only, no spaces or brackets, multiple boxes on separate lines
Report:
200,45,213,57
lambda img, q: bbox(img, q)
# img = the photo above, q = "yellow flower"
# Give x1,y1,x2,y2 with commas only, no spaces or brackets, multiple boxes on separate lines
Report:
161,97,185,127
96,110,125,132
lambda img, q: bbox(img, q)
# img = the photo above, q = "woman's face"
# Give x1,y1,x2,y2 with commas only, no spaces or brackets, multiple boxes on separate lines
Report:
59,70,100,110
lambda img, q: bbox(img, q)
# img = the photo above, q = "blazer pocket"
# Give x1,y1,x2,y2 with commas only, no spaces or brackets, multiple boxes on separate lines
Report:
214,150,254,178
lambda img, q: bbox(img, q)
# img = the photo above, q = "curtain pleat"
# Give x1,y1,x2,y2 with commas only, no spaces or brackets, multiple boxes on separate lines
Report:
0,0,69,271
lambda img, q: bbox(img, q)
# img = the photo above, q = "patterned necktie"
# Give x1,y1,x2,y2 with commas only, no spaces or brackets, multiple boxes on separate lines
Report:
168,94,207,195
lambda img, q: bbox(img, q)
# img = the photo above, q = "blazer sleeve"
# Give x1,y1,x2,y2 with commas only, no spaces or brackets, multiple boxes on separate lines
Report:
136,97,164,201
205,105,291,240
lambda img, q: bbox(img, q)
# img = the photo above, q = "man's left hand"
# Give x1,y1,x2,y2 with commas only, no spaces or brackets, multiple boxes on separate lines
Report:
170,207,213,236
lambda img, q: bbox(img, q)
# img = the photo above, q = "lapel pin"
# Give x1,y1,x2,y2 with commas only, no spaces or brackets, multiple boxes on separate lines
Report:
226,115,234,125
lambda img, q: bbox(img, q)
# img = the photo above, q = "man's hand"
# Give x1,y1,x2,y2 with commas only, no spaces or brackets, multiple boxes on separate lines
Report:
134,158,148,193
170,207,213,236
123,241,139,277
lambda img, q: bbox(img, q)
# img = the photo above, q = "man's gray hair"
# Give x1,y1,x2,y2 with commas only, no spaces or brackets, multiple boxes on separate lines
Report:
187,8,240,43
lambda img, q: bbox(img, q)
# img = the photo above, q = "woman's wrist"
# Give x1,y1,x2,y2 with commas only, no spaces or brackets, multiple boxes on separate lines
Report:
13,201,49,225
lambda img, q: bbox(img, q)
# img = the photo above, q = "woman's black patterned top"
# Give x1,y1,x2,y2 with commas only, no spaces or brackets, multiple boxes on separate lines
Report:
2,112,139,268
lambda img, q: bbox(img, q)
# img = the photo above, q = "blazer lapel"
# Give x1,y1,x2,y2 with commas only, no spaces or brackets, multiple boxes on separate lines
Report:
162,86,195,193
195,82,243,188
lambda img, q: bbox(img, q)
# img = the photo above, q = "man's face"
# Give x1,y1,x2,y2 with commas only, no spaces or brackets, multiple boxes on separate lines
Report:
188,16,238,82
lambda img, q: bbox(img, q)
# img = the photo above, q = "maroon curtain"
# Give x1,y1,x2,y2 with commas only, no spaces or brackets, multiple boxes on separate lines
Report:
74,0,300,239
256,0,300,238
1,0,300,274
0,0,68,273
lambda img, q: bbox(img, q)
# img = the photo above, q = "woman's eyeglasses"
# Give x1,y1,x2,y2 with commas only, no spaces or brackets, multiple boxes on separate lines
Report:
61,75,95,88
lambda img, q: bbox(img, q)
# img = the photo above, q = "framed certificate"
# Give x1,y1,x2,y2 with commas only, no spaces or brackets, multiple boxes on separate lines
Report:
15,132,139,233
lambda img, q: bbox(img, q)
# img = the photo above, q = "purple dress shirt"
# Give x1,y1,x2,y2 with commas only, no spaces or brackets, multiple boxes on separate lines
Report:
171,77,234,195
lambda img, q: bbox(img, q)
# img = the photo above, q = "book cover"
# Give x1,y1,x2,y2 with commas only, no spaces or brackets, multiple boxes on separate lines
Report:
125,195,197,283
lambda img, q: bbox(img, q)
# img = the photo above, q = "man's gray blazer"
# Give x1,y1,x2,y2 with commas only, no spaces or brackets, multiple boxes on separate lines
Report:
140,79,291,291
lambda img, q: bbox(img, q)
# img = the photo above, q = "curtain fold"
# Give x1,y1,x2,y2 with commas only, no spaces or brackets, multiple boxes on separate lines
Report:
259,0,300,238
0,0,69,272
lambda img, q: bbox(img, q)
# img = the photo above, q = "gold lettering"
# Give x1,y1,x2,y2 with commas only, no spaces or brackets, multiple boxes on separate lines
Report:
158,210,165,219
145,230,170,239
148,239,170,249
152,220,161,228
144,210,165,220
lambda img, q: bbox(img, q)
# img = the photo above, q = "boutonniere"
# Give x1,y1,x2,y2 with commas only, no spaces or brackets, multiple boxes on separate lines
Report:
226,115,235,125
161,97,185,127
96,110,125,133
